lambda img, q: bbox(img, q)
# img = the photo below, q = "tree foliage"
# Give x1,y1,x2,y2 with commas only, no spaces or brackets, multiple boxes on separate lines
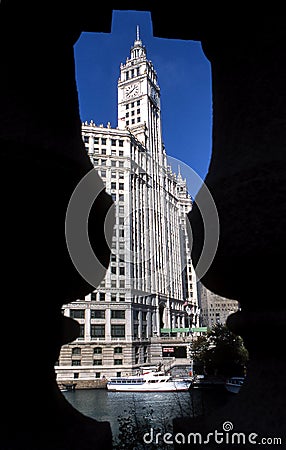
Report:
191,324,249,377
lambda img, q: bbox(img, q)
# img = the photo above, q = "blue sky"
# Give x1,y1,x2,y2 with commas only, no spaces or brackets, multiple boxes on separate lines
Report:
74,10,212,188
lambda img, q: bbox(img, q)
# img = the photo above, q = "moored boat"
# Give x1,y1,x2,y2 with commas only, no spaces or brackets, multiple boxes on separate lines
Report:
225,376,245,394
106,370,192,392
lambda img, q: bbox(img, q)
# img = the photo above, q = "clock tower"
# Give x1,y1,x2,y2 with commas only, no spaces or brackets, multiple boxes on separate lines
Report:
117,26,163,156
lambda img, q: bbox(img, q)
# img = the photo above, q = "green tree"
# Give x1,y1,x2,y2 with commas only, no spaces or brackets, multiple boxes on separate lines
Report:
191,324,249,377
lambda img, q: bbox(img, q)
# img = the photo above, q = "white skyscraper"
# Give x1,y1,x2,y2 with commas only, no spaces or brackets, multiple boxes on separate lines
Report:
56,28,202,385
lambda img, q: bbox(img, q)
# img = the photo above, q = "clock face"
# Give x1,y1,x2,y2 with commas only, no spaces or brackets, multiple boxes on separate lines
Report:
125,83,140,98
151,87,158,105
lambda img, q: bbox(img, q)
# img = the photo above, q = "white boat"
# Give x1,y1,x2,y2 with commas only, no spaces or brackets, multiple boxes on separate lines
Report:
225,376,245,394
106,370,193,392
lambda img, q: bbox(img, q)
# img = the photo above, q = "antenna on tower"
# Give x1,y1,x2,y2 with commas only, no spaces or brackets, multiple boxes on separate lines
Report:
136,25,140,41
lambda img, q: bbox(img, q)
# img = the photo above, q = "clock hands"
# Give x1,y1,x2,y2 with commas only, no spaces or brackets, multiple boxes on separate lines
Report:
126,84,139,98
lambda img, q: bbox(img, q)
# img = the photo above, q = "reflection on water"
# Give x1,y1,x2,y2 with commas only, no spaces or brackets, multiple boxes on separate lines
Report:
63,387,230,440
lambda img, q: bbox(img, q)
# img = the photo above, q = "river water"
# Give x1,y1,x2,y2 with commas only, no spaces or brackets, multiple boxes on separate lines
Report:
63,386,230,446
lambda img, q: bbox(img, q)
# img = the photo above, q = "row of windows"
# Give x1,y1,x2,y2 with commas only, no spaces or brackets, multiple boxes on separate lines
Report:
83,136,124,147
126,100,140,109
133,311,149,321
92,159,125,167
76,324,125,338
91,291,126,302
126,108,140,117
93,148,124,156
125,69,140,80
111,252,125,261
72,359,123,366
110,266,125,275
70,309,126,319
110,193,125,202
97,170,124,179
100,279,126,288
126,117,141,126
73,372,122,379
110,182,124,190
72,346,122,355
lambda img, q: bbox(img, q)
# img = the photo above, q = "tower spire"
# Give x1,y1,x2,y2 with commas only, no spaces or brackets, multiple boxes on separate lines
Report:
136,25,140,41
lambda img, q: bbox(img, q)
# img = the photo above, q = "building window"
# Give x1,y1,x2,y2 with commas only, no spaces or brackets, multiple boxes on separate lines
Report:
72,360,81,366
111,294,117,302
91,310,105,319
83,136,89,143
119,267,125,276
114,359,123,365
111,182,116,190
94,347,102,354
111,280,117,288
111,139,117,146
101,138,106,145
111,324,125,338
111,310,125,319
119,140,124,147
119,183,124,190
114,347,123,354
94,137,99,144
119,296,125,302
111,266,116,274
142,325,147,338
133,325,138,338
78,324,85,338
72,347,81,355
119,280,125,288
119,150,124,156
70,309,85,319
74,373,79,379
95,372,101,378
93,360,102,366
91,325,105,338
99,292,106,301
